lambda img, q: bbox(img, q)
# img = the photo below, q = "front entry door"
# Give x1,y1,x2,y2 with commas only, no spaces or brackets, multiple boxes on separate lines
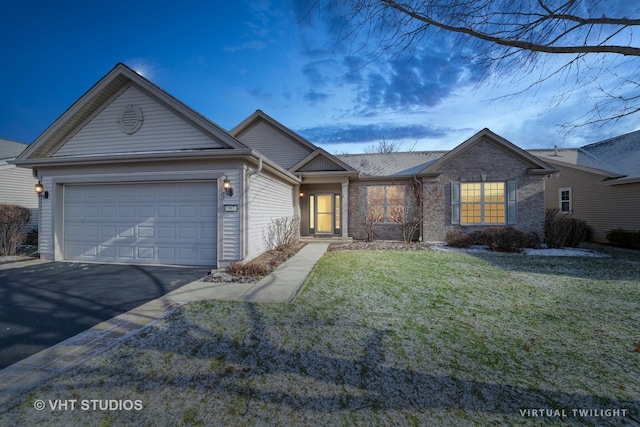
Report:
315,194,334,234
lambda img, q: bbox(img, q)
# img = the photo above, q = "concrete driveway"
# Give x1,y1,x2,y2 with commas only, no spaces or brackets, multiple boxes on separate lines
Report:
0,261,208,369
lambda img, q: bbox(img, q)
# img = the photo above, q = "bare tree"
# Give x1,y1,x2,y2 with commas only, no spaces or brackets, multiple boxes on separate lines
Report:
364,138,417,153
387,182,422,243
309,0,640,126
421,183,444,240
357,187,384,241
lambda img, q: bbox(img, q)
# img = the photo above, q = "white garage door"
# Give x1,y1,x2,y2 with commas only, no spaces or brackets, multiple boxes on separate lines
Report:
64,181,217,266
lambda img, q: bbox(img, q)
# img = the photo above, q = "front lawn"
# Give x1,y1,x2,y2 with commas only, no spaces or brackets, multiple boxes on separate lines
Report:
2,249,639,426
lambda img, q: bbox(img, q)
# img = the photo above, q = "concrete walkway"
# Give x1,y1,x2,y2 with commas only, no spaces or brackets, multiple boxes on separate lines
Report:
163,242,330,304
0,243,329,410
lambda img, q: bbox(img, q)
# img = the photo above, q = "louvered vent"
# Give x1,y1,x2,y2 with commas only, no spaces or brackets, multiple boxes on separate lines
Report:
118,104,144,134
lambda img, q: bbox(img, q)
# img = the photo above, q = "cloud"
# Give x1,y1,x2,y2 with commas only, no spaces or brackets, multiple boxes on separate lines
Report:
297,123,450,144
351,49,487,114
223,40,268,52
247,87,272,99
303,91,329,103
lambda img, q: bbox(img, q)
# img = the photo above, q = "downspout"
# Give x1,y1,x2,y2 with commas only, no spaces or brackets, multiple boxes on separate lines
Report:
414,175,423,242
248,158,263,179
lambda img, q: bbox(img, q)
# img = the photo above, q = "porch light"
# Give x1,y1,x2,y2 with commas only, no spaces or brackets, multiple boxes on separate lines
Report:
223,177,234,197
299,191,304,197
35,181,48,199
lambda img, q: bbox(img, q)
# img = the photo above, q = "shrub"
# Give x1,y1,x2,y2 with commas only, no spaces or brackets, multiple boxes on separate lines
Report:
264,216,299,251
606,228,640,249
0,204,31,256
22,228,38,246
545,209,590,248
526,231,542,249
481,227,528,253
227,259,271,277
445,230,474,248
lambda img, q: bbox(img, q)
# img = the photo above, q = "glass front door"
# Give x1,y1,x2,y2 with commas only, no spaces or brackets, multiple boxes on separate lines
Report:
315,194,334,234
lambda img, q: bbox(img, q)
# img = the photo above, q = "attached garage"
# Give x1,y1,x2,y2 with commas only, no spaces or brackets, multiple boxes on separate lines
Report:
63,181,217,266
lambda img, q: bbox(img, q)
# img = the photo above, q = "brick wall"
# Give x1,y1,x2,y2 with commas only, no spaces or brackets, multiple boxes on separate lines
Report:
347,184,404,241
422,138,546,242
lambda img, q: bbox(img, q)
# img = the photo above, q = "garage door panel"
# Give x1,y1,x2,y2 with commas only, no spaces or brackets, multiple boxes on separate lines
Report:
64,182,217,266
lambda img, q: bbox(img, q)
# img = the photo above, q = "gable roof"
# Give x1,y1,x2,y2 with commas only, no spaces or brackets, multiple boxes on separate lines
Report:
230,110,317,152
292,148,357,173
17,63,247,161
580,129,640,178
422,128,555,175
533,129,640,182
0,138,28,160
338,128,555,178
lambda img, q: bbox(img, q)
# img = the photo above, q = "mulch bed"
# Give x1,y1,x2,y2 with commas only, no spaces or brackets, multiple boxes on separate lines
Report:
202,241,307,283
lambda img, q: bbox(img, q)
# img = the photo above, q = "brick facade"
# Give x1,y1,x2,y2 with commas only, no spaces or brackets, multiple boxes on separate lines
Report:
345,138,547,242
422,138,546,242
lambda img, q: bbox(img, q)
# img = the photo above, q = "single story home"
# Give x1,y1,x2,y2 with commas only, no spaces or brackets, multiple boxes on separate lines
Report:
0,138,39,229
13,63,557,267
533,132,640,242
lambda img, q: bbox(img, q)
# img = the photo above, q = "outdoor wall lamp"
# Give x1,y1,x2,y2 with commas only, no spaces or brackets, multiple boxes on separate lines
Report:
35,181,49,199
223,177,234,197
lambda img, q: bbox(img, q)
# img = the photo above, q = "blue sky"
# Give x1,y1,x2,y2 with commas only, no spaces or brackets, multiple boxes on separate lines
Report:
2,0,639,152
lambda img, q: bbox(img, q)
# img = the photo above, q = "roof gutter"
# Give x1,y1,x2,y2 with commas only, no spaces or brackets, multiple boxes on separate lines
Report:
11,149,301,185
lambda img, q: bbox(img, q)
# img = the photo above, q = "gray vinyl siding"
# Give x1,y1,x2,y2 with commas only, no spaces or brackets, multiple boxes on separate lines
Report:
545,165,640,242
39,176,54,257
236,121,311,169
53,85,226,157
0,163,39,228
299,156,344,172
221,169,242,262
246,172,295,261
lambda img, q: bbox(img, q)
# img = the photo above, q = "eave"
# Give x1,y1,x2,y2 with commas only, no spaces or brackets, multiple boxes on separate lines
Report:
12,149,301,185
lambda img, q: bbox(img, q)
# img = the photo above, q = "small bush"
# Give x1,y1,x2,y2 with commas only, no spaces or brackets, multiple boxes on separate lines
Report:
481,227,528,253
227,259,271,277
0,204,31,256
445,230,474,248
606,228,640,249
545,209,590,248
264,216,299,251
526,231,542,249
22,228,38,246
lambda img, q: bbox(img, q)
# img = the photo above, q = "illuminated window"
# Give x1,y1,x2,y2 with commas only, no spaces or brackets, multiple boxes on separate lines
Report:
367,185,405,222
460,182,505,224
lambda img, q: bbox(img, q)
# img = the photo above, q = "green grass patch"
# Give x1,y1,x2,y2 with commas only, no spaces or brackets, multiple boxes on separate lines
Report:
1,249,638,426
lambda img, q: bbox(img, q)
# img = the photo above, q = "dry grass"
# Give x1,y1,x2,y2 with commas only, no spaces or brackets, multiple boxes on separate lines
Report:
1,249,639,426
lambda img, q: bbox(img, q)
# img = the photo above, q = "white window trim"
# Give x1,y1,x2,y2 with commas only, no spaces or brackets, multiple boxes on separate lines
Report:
559,187,572,214
461,182,506,225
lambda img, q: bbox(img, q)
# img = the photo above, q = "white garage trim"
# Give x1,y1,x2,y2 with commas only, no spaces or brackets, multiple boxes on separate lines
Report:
63,181,217,266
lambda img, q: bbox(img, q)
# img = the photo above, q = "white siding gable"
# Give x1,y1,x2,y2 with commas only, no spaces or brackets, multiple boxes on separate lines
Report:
53,85,228,157
237,121,312,169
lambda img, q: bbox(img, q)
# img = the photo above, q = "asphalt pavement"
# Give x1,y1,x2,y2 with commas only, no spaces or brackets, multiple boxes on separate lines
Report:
0,261,208,369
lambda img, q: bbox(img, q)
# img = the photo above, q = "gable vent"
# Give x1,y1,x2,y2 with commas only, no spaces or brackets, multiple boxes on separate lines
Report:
118,104,144,134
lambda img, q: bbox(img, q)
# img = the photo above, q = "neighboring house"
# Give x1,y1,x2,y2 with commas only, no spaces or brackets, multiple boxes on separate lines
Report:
533,132,640,242
13,63,556,267
0,138,39,228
